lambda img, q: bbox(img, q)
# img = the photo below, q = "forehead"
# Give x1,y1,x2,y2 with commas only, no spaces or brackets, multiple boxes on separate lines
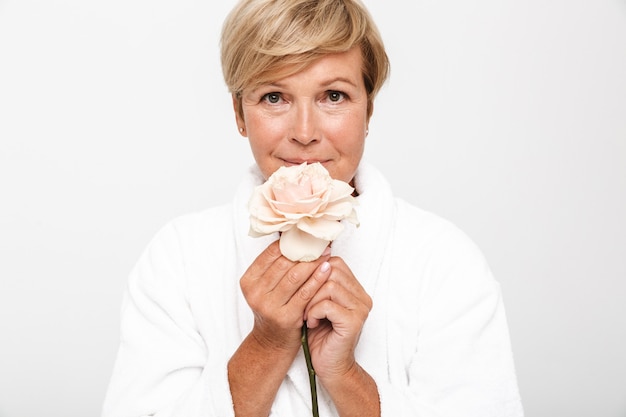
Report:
251,47,364,90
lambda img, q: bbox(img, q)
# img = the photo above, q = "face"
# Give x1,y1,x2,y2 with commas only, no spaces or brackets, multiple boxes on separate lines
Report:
234,47,370,184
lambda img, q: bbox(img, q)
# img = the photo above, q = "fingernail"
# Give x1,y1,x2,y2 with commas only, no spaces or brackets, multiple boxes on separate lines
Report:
321,261,330,273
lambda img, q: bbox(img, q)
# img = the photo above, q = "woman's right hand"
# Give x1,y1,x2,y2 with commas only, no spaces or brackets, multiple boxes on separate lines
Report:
240,240,332,352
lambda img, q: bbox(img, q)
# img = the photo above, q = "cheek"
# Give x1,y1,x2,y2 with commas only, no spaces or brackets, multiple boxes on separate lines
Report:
331,113,366,146
326,116,366,182
246,111,286,139
244,113,287,178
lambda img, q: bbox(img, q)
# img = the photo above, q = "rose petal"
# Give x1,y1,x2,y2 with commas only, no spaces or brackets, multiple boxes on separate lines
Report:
249,204,285,221
328,179,355,201
344,209,360,226
308,165,333,192
321,200,357,219
272,176,313,202
249,217,296,236
248,162,359,256
270,197,325,214
297,217,345,241
279,227,330,262
249,207,298,229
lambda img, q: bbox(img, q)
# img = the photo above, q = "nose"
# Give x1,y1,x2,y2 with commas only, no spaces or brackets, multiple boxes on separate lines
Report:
290,101,319,145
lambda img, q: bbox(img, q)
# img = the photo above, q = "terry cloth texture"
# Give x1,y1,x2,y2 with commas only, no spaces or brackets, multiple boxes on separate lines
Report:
102,162,524,417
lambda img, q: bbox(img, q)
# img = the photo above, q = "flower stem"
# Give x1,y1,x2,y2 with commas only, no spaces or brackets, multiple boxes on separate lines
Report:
301,322,319,417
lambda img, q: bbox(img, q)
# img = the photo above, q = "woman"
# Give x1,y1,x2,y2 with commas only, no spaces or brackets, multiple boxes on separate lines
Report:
103,0,523,416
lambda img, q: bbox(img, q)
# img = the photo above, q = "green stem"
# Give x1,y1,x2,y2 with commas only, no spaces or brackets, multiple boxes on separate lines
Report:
301,322,319,417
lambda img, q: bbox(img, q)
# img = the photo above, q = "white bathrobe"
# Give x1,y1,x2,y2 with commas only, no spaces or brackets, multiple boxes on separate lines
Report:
102,163,524,417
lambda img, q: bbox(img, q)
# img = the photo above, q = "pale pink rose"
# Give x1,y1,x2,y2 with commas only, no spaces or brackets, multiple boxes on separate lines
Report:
248,162,359,262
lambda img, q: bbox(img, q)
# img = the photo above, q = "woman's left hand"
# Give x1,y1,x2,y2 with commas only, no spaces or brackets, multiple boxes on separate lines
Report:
304,255,372,382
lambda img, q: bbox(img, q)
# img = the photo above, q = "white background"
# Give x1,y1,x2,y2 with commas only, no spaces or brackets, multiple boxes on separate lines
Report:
1,0,625,416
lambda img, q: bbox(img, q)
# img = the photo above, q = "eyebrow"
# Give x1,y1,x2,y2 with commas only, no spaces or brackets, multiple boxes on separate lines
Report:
320,77,360,89
256,76,360,91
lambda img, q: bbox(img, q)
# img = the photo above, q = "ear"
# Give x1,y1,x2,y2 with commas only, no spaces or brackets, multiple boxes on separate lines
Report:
232,94,246,137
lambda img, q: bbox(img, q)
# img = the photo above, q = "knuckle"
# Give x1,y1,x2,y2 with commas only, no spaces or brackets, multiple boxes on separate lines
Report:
275,256,294,271
364,294,373,310
324,280,338,293
286,269,301,285
266,241,282,257
297,285,313,301
240,280,255,297
329,256,346,268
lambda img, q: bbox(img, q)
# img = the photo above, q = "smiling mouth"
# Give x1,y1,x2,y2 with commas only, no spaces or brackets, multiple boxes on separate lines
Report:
282,159,329,166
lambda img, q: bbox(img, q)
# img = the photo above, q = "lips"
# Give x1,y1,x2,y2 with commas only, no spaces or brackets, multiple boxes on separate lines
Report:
281,158,329,166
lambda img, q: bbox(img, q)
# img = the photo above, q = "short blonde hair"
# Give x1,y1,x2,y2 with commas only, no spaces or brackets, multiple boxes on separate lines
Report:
221,0,389,118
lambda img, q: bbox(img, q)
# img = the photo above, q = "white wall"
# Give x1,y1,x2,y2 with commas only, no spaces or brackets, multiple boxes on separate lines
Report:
0,1,624,416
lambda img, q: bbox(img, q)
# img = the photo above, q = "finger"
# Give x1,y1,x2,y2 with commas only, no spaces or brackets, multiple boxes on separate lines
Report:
263,245,330,297
314,257,372,309
306,299,357,335
242,240,285,282
248,259,332,336
288,260,332,310
304,279,371,328
323,258,373,308
260,252,308,293
271,256,331,307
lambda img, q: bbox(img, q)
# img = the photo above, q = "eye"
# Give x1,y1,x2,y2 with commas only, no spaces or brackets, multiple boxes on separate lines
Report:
262,92,282,104
327,90,345,102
